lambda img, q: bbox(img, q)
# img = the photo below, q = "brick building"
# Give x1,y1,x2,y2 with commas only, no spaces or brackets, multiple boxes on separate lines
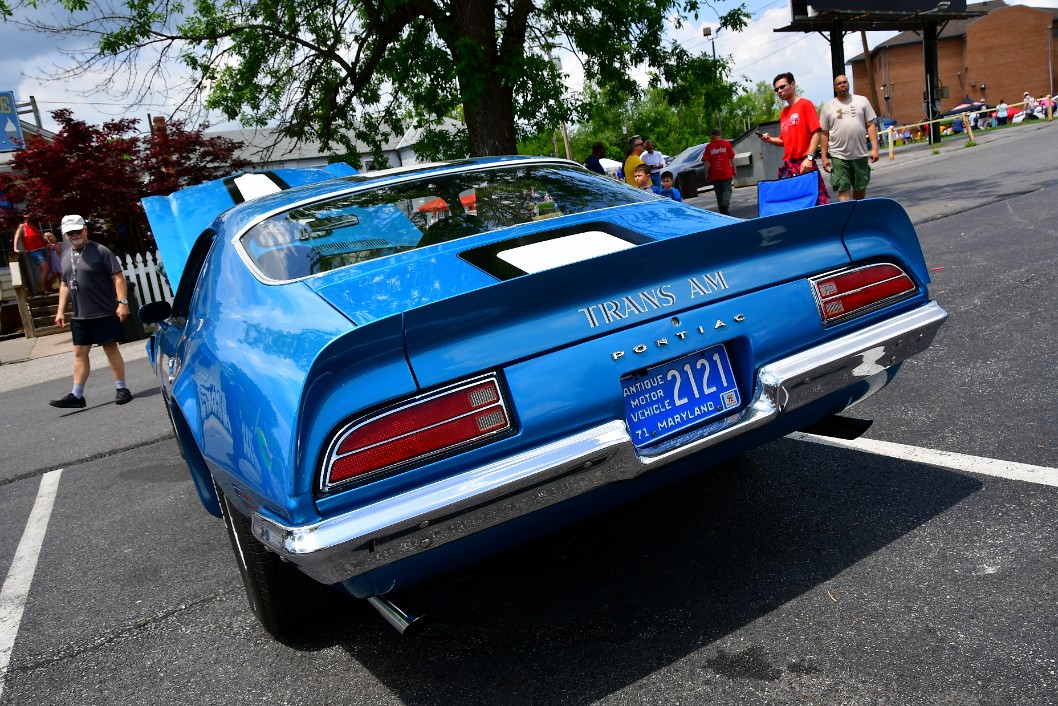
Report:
849,1,1058,124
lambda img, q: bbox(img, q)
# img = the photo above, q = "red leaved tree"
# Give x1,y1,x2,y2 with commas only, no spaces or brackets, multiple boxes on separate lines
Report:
1,110,143,237
0,109,248,254
143,118,250,198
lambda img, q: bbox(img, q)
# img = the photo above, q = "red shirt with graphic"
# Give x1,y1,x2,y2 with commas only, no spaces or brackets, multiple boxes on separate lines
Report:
702,138,736,181
779,97,821,162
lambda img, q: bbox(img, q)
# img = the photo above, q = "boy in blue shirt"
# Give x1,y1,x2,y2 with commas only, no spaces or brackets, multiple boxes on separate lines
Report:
653,170,683,201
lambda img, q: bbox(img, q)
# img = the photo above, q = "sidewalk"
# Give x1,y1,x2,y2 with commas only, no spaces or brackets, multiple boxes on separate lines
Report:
0,330,77,365
0,333,150,395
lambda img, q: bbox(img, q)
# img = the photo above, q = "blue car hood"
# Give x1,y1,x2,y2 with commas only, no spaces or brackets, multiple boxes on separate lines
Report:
142,163,356,287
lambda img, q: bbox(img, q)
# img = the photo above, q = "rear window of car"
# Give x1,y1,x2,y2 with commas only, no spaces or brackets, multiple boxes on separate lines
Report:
239,163,657,281
667,144,706,171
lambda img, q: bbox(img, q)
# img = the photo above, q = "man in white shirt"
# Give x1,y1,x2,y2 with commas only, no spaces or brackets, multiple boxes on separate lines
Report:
640,140,667,188
819,75,880,201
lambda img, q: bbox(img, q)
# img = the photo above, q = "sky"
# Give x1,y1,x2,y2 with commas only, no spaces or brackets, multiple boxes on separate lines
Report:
2,0,1056,136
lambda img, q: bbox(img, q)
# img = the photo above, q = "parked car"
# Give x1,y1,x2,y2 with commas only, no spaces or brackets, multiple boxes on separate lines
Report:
665,142,708,184
140,156,947,638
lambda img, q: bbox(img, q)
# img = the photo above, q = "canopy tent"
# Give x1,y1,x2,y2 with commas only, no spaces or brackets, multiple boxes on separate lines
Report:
598,158,622,175
939,97,990,118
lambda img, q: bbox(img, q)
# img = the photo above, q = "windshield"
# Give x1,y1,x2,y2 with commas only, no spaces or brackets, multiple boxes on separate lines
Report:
668,144,706,170
240,163,657,281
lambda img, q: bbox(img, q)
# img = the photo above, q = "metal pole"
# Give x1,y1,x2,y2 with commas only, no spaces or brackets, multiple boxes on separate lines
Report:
550,53,573,157
16,97,43,129
923,20,941,145
702,26,722,132
830,19,845,81
711,36,721,133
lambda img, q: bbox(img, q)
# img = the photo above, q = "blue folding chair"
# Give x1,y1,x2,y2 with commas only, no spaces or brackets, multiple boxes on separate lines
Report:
757,172,819,217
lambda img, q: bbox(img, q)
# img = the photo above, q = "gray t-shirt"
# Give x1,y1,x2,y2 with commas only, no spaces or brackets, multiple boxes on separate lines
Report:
820,94,877,161
61,240,123,319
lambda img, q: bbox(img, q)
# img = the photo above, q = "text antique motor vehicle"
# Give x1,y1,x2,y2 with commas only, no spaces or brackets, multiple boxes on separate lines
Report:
139,157,946,637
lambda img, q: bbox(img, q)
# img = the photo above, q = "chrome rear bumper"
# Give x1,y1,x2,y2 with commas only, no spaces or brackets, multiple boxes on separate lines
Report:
251,301,947,585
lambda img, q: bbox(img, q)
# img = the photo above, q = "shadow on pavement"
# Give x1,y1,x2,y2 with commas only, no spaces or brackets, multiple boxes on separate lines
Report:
288,437,980,705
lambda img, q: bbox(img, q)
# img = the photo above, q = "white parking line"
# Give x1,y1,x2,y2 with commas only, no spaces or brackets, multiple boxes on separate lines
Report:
0,469,63,701
790,432,1058,487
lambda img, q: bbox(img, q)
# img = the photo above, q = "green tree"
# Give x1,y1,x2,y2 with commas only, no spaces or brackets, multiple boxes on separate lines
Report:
525,55,741,166
9,0,748,162
719,79,784,133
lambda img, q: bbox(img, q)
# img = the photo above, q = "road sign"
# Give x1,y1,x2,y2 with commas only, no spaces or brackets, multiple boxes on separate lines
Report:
0,91,25,151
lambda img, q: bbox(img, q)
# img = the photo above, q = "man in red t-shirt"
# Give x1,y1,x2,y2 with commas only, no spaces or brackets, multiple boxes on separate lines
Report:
13,215,49,295
702,128,736,215
757,71,829,206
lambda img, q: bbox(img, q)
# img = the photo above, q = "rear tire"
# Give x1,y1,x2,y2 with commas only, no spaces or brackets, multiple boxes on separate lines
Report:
217,489,320,639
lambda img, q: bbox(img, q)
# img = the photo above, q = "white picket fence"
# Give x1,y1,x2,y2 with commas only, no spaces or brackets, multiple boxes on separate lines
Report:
121,251,173,307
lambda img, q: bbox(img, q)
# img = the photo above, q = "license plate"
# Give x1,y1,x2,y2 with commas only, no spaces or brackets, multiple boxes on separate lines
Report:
621,344,741,447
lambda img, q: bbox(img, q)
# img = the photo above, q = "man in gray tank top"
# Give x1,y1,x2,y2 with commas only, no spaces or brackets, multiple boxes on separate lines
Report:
49,214,133,408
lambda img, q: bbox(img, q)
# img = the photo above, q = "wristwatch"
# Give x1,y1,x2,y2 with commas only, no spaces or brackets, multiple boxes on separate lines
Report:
804,154,815,161
117,298,129,305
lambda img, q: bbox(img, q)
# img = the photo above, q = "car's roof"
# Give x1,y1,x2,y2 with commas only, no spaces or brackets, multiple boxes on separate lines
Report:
229,157,670,284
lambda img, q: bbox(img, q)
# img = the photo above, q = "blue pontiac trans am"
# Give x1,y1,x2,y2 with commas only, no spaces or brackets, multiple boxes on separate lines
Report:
139,156,946,637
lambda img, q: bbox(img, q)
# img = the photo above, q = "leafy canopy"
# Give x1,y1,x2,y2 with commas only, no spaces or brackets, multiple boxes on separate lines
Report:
8,0,749,162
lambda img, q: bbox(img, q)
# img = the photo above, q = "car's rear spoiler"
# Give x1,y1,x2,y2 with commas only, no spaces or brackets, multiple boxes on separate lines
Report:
397,199,931,388
142,163,356,287
398,201,863,387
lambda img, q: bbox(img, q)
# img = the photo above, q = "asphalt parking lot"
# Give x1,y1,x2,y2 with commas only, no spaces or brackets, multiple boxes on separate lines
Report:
0,119,1055,705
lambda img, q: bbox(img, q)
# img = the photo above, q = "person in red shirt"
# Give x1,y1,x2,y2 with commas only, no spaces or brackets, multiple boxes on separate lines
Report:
13,215,49,295
757,72,829,206
702,128,736,215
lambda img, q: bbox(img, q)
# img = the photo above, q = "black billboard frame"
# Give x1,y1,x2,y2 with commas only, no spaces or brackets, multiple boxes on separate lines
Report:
776,7,985,143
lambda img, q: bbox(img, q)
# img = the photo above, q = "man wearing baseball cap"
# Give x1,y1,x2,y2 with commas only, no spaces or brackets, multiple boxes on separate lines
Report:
49,215,133,408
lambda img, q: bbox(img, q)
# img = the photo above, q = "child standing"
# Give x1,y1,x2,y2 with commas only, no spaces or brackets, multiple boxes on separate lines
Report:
44,231,63,291
654,171,683,202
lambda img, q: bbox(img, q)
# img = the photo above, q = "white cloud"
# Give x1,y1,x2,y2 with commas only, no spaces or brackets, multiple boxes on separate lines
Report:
0,5,227,133
4,0,1057,133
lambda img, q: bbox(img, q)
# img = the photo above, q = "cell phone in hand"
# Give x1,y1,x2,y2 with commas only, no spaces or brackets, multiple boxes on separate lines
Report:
755,131,766,137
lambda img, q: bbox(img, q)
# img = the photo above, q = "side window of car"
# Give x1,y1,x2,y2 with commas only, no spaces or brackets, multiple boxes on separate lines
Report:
169,230,217,325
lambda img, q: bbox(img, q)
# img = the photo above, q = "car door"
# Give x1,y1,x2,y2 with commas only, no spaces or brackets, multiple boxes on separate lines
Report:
153,230,218,401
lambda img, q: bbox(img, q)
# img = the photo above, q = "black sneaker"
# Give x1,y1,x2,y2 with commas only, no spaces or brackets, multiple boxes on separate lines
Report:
50,393,87,409
115,388,133,405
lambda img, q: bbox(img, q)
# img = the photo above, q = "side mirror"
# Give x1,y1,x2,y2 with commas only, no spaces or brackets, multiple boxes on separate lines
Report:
138,300,172,325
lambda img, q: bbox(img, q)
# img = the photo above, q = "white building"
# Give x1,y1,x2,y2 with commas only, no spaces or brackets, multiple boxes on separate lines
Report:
208,117,465,172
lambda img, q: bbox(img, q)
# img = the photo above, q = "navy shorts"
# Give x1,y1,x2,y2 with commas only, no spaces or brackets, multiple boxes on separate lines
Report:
27,249,46,265
71,316,124,346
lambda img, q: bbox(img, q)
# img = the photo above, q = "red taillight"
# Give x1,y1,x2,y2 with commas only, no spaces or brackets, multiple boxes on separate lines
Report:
325,378,511,487
811,263,915,324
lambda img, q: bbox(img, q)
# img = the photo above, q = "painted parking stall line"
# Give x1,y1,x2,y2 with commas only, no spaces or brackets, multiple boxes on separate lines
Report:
790,433,1058,487
0,469,63,701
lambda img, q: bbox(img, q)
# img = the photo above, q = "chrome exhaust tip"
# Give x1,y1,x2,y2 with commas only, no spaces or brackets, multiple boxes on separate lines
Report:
366,595,427,635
